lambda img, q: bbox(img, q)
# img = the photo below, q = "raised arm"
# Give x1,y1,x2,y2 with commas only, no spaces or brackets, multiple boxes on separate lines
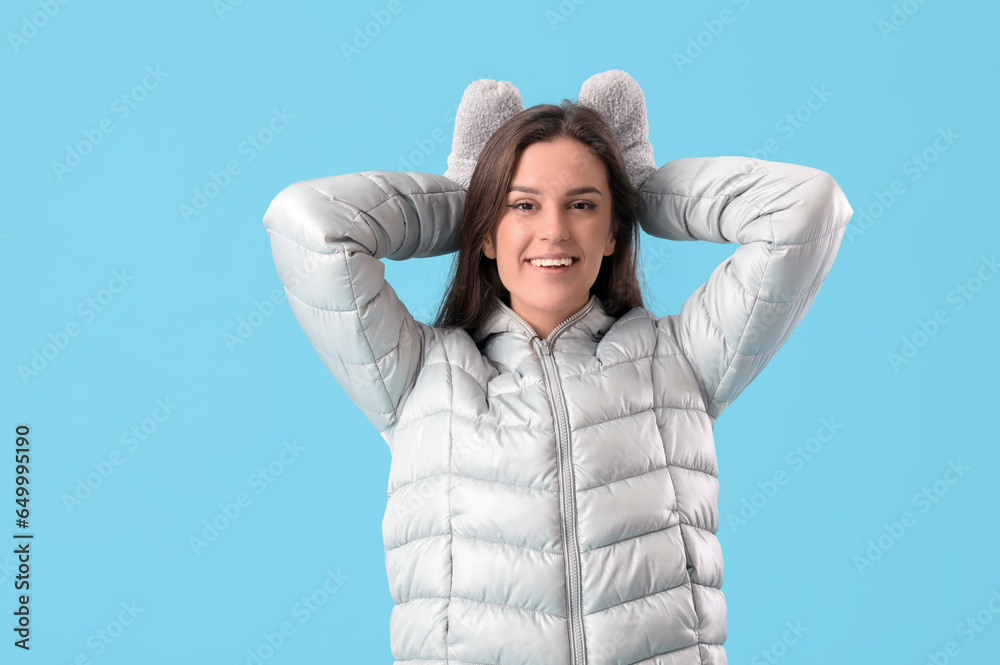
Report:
638,156,853,421
262,170,465,435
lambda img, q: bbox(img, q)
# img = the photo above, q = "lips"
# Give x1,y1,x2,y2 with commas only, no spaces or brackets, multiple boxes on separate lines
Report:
527,254,577,260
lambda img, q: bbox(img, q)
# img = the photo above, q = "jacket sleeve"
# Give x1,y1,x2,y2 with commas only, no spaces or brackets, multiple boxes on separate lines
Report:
638,156,853,421
262,170,465,435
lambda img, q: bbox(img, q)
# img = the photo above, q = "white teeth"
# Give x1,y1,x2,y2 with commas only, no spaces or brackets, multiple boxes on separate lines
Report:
529,258,574,267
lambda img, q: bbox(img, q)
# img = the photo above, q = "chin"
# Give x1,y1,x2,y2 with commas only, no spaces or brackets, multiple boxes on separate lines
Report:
520,292,587,314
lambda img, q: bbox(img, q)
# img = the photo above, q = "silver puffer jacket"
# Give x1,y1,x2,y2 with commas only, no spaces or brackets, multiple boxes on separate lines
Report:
262,156,852,665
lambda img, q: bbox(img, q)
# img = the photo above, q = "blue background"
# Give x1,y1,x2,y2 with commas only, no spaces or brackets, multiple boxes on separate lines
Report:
4,0,999,663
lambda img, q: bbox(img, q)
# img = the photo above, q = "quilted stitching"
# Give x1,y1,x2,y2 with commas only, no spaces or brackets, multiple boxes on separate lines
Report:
263,157,853,665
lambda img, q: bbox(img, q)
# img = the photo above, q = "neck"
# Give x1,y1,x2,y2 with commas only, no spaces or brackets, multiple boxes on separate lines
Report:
509,294,591,339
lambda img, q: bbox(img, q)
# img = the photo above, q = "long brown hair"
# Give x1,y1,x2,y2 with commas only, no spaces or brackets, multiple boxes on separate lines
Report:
432,98,646,332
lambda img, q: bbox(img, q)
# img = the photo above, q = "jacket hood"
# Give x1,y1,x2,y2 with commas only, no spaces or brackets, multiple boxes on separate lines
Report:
470,294,621,373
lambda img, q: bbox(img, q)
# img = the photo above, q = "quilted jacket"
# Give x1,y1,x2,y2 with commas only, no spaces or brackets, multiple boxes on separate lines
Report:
262,156,853,665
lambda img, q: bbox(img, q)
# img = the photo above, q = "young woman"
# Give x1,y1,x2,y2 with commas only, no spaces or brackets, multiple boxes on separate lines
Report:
262,71,853,665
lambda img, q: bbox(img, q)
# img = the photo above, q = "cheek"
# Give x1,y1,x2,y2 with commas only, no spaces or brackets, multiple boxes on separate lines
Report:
497,251,522,280
494,222,527,264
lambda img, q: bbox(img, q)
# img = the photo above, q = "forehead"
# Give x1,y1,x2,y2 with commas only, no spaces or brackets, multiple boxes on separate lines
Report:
508,138,606,192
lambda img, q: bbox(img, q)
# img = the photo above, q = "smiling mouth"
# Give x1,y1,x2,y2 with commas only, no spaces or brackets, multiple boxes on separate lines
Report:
526,257,578,267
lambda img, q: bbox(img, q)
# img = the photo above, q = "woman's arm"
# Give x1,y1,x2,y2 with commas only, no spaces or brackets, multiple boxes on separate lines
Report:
262,170,465,435
638,156,853,421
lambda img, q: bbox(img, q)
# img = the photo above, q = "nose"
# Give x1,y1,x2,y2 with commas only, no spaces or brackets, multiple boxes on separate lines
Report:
537,203,571,242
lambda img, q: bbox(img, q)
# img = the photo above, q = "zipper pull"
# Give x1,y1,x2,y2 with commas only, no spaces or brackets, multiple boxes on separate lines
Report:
530,336,548,359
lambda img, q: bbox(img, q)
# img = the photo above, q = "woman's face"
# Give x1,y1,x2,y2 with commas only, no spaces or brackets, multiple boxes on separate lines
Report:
482,136,615,338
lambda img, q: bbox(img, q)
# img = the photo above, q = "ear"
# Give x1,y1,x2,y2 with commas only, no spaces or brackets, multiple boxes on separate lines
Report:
603,230,616,257
482,235,496,259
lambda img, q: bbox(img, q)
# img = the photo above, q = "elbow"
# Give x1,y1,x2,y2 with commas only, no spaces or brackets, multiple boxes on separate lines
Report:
742,161,855,245
262,180,313,241
263,177,367,255
821,171,855,230
783,169,854,243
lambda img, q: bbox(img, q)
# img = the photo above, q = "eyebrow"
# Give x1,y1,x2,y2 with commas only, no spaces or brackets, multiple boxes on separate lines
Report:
507,185,603,196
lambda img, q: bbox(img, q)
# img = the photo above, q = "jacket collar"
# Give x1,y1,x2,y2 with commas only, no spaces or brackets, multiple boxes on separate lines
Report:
471,293,619,347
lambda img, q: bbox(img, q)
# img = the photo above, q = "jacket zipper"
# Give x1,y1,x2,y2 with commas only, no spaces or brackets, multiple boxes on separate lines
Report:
499,298,594,664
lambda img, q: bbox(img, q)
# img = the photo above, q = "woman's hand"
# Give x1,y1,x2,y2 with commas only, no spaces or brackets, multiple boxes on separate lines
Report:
578,69,658,191
442,70,658,191
444,79,523,190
